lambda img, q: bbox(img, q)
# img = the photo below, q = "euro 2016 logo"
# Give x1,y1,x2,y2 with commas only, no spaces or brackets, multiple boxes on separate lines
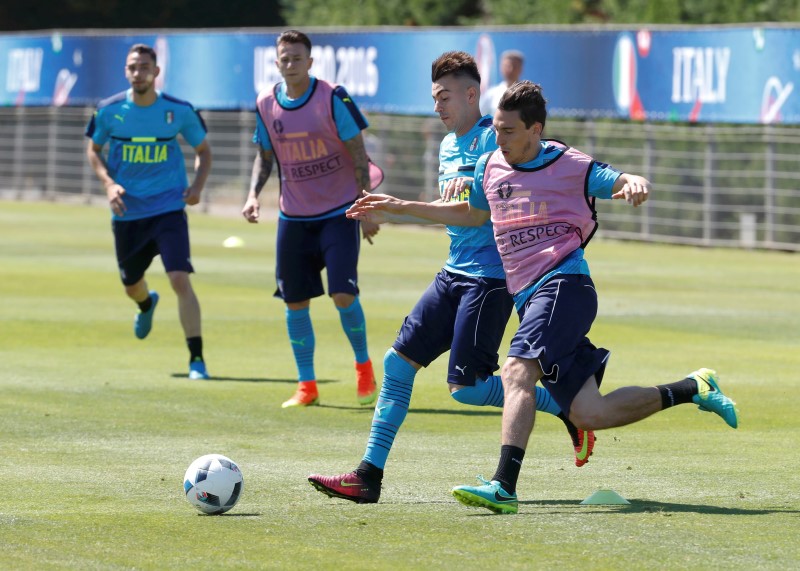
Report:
497,181,513,199
273,119,284,134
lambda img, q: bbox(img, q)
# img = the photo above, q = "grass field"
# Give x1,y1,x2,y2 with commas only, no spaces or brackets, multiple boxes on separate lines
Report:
1,200,799,570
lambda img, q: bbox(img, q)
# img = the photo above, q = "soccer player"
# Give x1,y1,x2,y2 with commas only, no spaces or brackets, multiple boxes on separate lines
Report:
480,50,524,117
86,43,212,380
307,53,594,505
348,81,739,514
242,30,378,408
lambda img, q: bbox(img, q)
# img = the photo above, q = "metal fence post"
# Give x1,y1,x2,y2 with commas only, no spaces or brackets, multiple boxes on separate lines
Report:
46,107,59,200
13,106,26,199
239,110,252,201
82,107,95,204
763,125,775,246
703,124,714,245
642,122,652,239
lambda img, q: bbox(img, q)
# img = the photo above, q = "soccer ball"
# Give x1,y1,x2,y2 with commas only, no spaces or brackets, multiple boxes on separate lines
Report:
183,454,244,515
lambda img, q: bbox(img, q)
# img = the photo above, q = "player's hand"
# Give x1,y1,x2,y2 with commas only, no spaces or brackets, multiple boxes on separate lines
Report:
106,183,127,216
441,177,473,202
242,196,260,223
612,175,650,207
183,184,203,206
361,219,380,245
347,192,406,220
346,190,385,224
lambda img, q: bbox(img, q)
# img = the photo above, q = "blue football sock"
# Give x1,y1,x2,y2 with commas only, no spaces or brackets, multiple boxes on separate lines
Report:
534,383,562,416
286,307,315,382
337,296,370,364
362,349,416,470
450,375,504,407
450,375,562,416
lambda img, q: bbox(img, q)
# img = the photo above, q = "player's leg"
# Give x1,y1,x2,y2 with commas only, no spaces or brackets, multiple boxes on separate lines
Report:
445,275,595,466
308,272,457,503
450,355,538,515
308,347,420,504
165,270,208,379
156,211,208,380
275,218,325,407
324,215,375,404
569,367,738,430
113,217,159,340
453,275,603,513
444,275,511,405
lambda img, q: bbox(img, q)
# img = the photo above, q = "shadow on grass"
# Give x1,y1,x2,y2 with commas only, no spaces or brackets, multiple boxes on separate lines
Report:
315,405,501,416
169,374,339,385
409,407,501,417
195,512,262,517
508,499,798,516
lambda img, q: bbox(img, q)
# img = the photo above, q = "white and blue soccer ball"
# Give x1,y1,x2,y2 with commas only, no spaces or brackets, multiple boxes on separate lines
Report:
183,454,244,515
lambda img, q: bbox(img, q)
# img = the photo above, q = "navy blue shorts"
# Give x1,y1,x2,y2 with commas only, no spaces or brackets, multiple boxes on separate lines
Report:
508,274,609,415
393,270,514,386
112,209,194,286
274,215,361,303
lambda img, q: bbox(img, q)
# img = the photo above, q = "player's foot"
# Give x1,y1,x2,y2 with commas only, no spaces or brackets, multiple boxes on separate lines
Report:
188,359,210,380
134,291,159,339
452,476,518,514
356,359,377,405
308,471,380,504
574,430,595,467
689,368,738,428
282,382,319,408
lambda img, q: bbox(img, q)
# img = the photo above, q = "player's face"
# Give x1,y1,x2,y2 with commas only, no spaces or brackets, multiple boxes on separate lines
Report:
501,57,522,83
494,108,542,165
276,42,313,85
432,75,477,135
124,52,158,95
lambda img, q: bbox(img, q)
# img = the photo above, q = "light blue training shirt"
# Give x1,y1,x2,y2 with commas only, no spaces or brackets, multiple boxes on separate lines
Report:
86,90,207,221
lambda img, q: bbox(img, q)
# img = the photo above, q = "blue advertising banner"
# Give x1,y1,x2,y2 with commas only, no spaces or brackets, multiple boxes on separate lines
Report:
1,27,798,124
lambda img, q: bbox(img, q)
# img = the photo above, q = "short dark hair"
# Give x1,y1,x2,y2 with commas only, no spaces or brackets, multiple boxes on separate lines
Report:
431,51,481,84
498,81,547,130
128,43,157,65
277,29,312,53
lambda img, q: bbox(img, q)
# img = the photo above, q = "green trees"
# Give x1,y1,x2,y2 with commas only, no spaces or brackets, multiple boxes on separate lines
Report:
282,0,799,26
3,0,795,30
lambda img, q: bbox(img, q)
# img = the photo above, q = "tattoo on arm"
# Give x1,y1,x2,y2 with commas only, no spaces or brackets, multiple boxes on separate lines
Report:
343,133,371,191
250,150,274,197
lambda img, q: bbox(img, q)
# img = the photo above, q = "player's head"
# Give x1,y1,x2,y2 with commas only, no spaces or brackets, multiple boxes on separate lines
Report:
125,44,159,96
431,51,482,135
494,81,548,164
275,30,313,84
499,50,524,84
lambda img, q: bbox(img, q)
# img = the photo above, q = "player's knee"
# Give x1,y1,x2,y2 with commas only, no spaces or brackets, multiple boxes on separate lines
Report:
383,348,414,380
450,384,482,406
568,404,603,431
384,348,419,371
331,292,355,309
501,359,537,393
167,272,192,295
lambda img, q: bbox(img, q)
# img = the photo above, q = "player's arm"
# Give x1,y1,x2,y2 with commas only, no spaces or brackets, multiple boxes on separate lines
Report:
342,133,371,193
360,197,444,226
342,133,381,243
242,148,274,223
86,139,127,217
183,140,212,206
611,173,650,207
348,194,489,227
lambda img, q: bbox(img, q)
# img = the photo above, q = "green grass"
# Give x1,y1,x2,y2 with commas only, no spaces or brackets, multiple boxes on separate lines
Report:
1,200,799,570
